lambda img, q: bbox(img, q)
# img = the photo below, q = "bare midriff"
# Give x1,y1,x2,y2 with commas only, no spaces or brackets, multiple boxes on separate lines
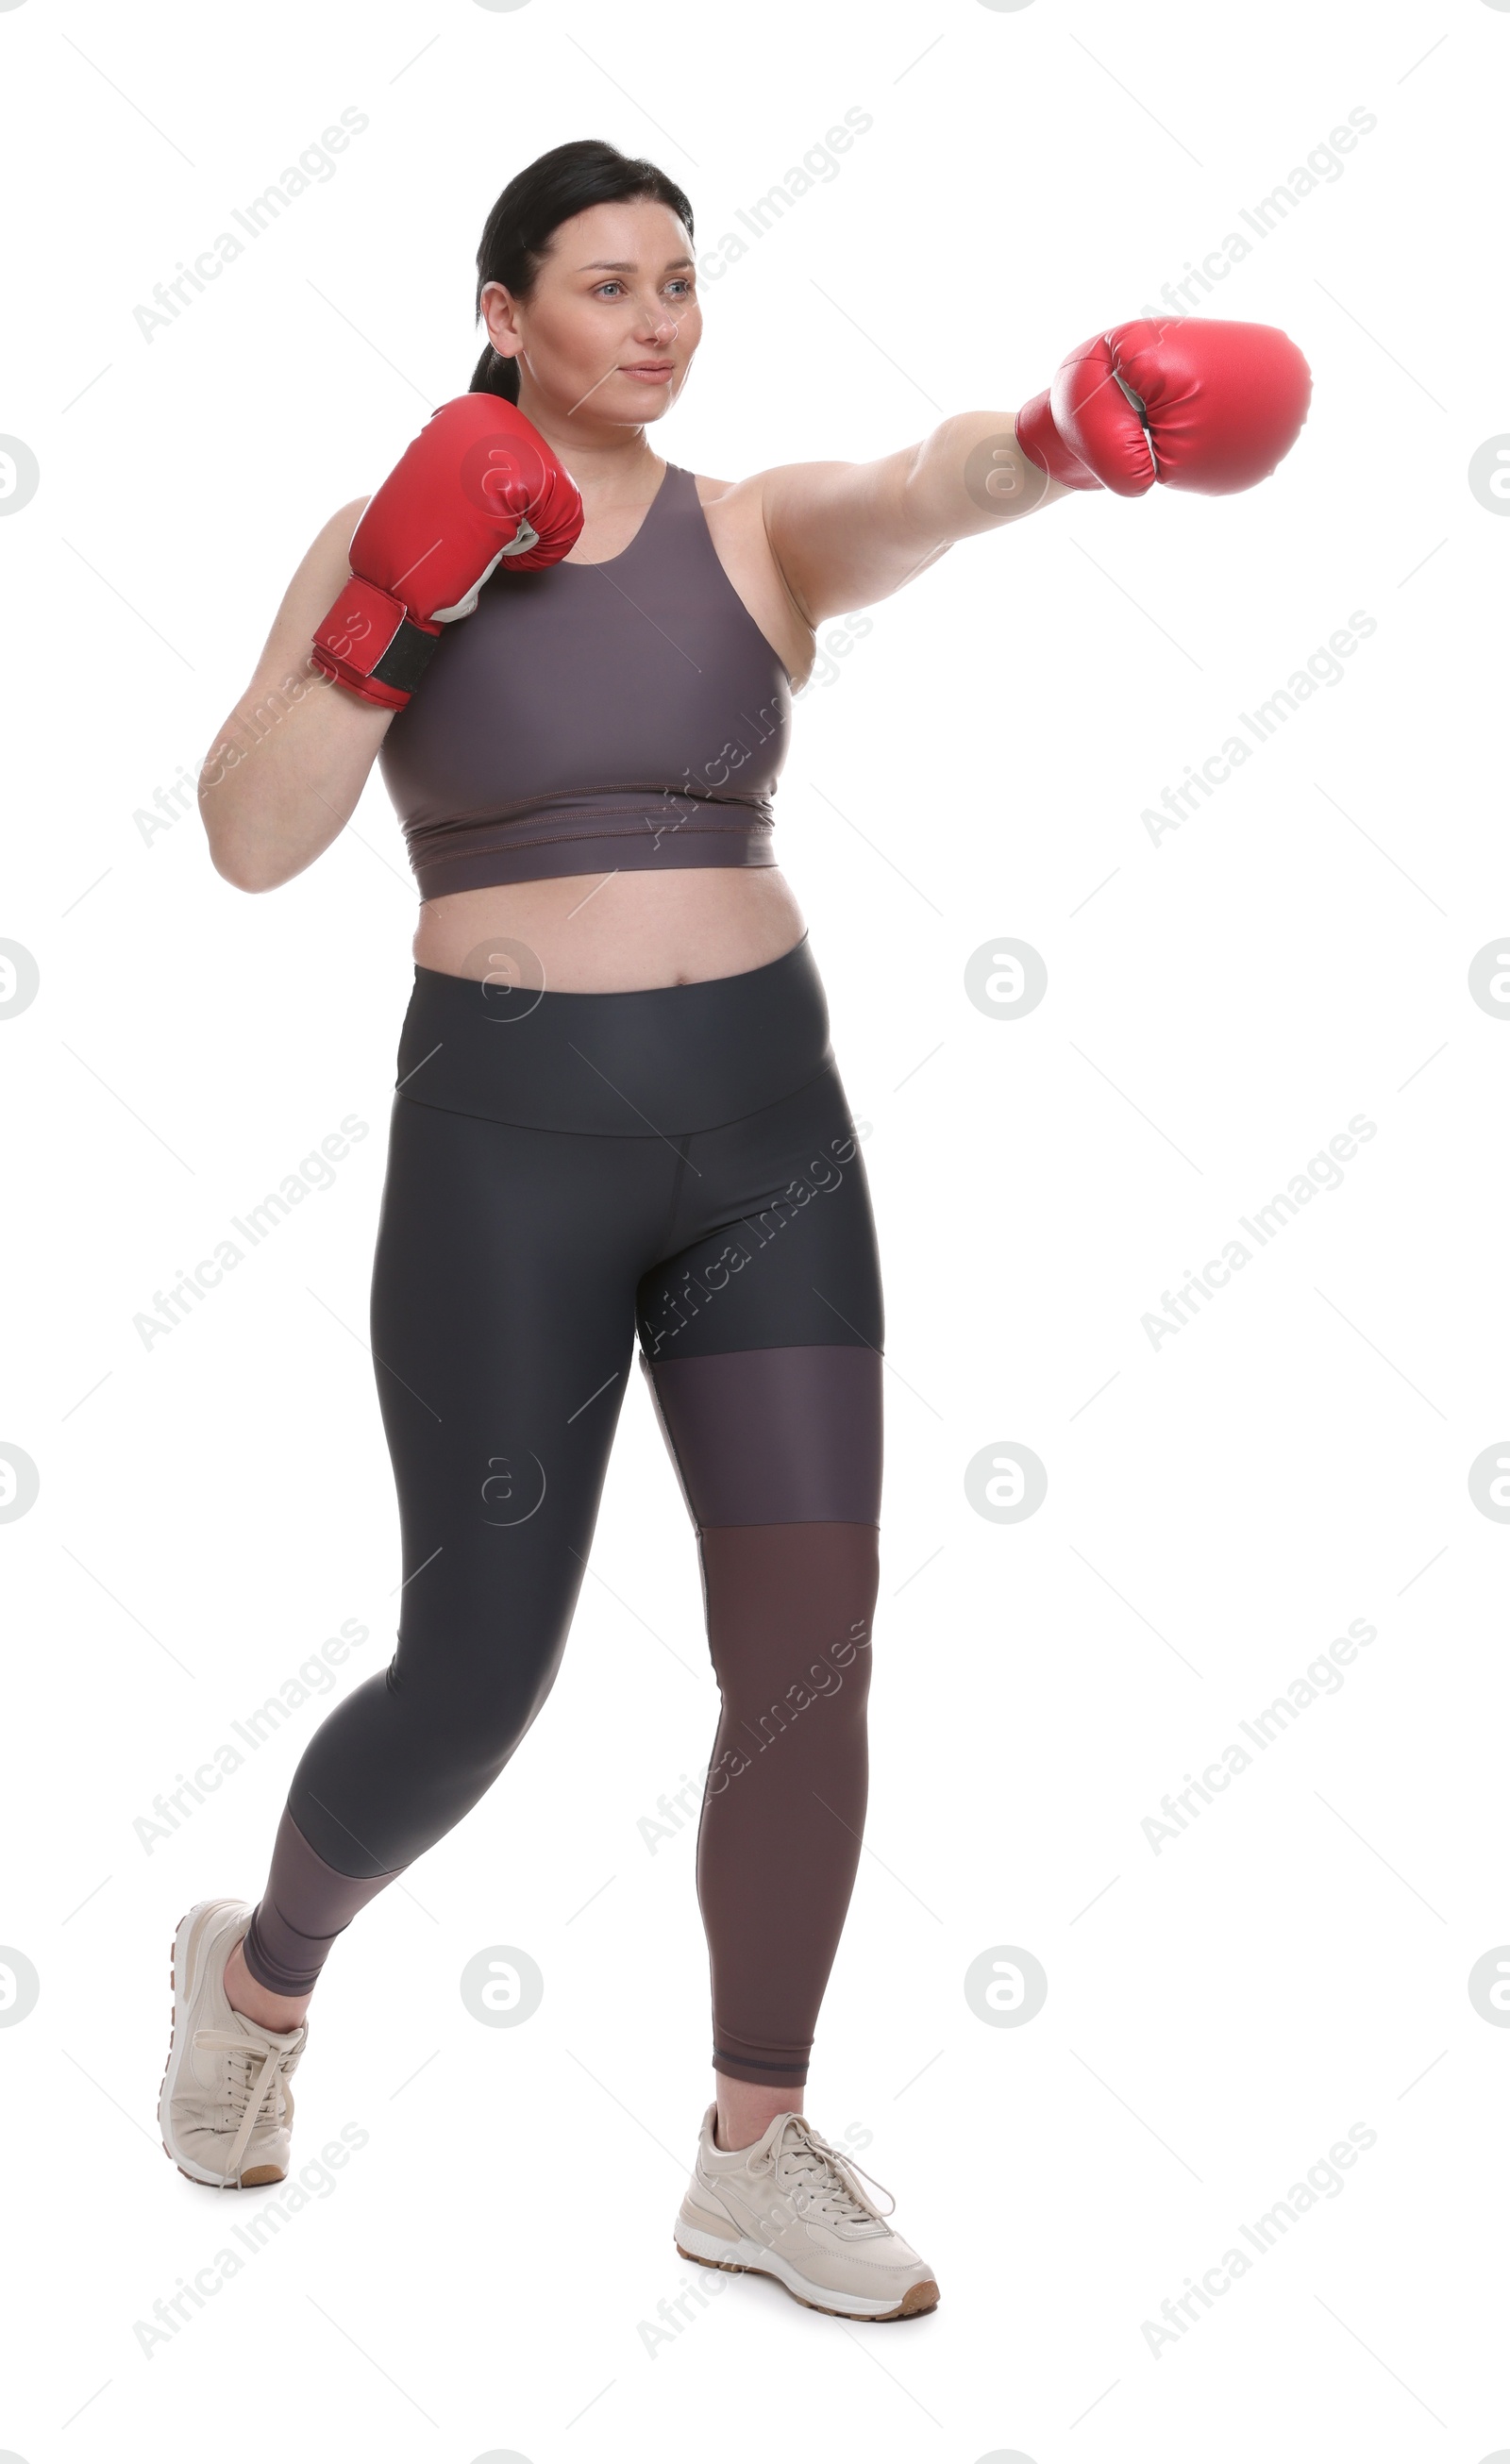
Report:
411,863,808,991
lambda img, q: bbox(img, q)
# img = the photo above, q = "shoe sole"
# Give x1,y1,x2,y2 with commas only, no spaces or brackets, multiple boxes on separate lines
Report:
675,2221,939,2321
158,1901,287,2189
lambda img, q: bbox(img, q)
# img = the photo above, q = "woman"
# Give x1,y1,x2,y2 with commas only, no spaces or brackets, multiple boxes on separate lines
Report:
158,138,1308,2322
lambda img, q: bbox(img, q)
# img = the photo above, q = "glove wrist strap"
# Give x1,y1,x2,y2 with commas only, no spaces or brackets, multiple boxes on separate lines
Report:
310,575,442,710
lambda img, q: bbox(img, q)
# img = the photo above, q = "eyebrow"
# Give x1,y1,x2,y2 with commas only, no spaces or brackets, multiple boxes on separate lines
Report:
578,257,695,273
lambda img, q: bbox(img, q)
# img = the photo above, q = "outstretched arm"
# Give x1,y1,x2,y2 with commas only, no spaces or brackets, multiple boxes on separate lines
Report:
757,316,1314,629
758,414,1066,629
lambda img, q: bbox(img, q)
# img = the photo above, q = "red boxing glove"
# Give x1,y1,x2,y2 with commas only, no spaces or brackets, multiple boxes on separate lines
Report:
311,395,584,711
1015,317,1312,498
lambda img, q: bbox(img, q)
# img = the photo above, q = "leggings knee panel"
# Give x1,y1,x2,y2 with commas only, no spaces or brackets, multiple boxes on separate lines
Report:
696,1522,877,2087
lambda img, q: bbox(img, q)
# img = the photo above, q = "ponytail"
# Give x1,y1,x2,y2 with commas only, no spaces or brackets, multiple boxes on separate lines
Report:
469,342,520,404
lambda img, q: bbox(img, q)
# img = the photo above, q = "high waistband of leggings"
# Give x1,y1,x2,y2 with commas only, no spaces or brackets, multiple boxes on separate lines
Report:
393,931,833,1137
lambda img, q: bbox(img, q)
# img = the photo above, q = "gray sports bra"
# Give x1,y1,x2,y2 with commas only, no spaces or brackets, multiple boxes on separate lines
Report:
379,460,793,899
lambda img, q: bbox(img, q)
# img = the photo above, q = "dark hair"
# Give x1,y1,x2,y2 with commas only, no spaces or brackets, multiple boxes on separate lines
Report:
470,139,695,402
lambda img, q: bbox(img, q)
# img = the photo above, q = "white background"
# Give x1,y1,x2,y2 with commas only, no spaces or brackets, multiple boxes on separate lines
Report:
3,0,1507,2456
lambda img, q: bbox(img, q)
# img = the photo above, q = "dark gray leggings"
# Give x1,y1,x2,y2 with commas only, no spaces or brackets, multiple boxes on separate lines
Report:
242,938,882,2086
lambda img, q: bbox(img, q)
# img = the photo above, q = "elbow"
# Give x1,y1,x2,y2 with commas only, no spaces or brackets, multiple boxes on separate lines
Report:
214,856,278,896
210,846,285,895
201,818,282,896
198,779,284,894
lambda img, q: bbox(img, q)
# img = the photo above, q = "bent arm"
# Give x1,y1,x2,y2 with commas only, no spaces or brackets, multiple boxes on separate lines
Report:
198,496,392,893
759,413,1071,628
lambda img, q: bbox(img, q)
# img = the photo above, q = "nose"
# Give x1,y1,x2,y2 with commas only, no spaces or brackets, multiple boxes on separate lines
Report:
628,296,680,346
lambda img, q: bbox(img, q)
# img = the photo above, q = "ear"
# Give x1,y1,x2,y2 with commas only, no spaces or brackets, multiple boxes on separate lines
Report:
479,280,521,359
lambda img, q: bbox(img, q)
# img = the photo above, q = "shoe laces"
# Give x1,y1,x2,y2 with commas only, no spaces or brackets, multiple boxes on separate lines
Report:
751,2116,896,2228
192,2022,305,2189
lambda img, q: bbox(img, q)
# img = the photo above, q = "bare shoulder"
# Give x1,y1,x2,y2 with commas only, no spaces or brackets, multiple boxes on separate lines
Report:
691,470,817,689
696,448,940,634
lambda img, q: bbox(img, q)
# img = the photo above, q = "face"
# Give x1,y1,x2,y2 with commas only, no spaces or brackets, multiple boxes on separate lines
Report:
480,197,700,434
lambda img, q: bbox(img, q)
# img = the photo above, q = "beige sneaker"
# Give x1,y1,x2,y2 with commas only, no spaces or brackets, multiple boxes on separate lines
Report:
675,2104,940,2320
158,1899,308,2189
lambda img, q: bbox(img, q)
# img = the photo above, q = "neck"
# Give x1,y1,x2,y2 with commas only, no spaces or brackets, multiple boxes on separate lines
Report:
514,391,663,504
